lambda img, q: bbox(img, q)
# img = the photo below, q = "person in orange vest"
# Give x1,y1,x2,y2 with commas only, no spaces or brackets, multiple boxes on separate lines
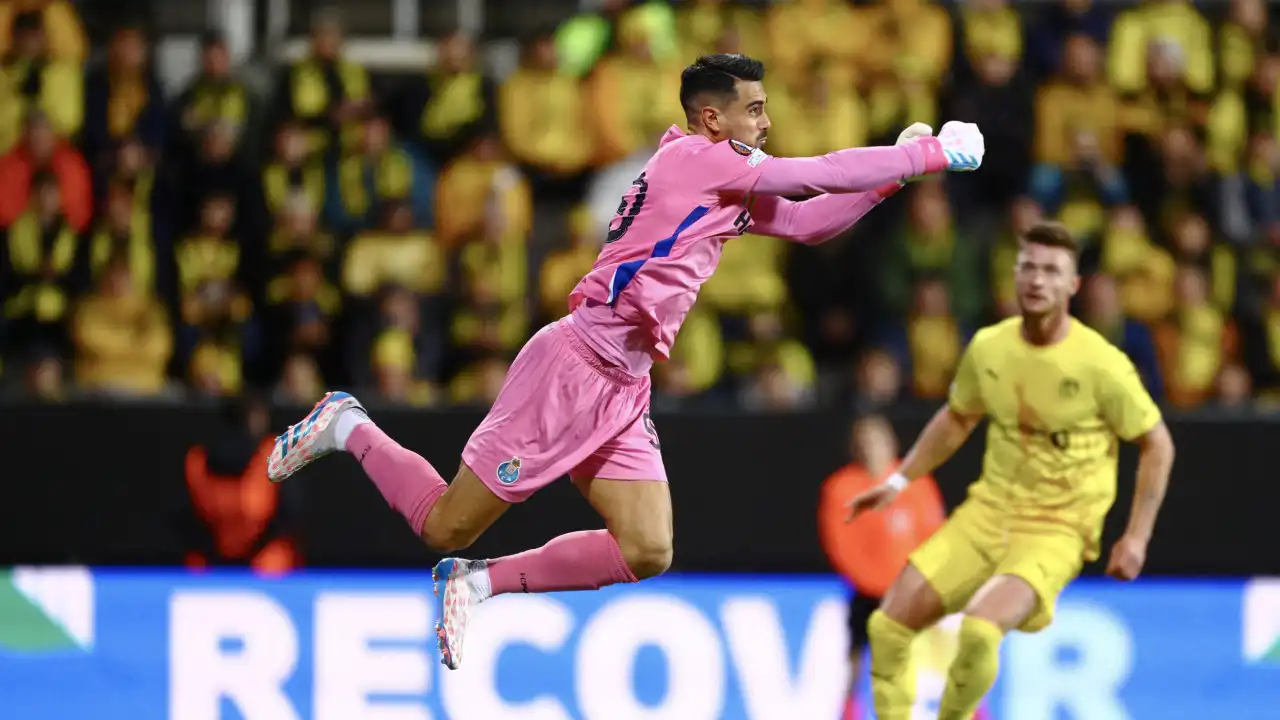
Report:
819,414,946,719
183,396,300,575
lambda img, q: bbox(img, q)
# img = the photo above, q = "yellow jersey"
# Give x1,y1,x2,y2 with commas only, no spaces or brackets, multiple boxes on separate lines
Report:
948,316,1162,558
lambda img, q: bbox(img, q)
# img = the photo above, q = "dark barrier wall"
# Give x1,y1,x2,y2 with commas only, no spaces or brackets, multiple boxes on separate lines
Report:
0,403,1274,575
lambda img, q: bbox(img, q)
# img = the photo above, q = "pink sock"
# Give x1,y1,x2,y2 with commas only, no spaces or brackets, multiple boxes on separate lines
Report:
488,530,638,595
345,423,447,535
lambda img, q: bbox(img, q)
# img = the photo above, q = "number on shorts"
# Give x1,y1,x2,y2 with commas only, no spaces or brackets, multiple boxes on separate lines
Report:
606,173,649,244
733,208,752,235
643,411,661,450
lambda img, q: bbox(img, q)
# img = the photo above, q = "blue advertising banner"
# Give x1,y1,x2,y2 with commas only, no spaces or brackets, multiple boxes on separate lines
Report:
0,569,1277,720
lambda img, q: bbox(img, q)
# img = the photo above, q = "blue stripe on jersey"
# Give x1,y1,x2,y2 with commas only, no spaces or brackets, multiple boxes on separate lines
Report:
606,206,710,306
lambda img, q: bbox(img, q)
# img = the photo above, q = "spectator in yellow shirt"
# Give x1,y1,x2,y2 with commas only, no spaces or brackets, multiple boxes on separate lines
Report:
2,10,82,145
175,194,255,388
1166,212,1235,313
327,115,433,233
343,200,445,302
83,24,166,175
86,181,161,299
900,278,967,400
1031,35,1129,239
275,9,370,154
0,0,85,64
71,254,172,397
1155,265,1237,408
500,29,593,195
1,170,78,356
267,195,336,302
171,31,250,169
731,309,815,406
1119,39,1210,150
1035,35,1122,168
1107,0,1213,96
343,202,446,387
397,29,496,166
585,20,682,167
434,136,532,249
1218,0,1268,91
1100,205,1176,324
363,288,438,405
739,349,816,410
262,121,326,219
878,182,985,327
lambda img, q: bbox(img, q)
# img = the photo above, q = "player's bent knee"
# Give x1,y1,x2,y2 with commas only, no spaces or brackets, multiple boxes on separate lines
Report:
418,463,510,554
880,562,946,631
616,535,673,580
420,517,480,554
963,574,1039,632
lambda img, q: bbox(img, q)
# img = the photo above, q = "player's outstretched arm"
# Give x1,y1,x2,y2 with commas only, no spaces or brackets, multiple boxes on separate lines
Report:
845,405,981,520
1107,420,1175,581
897,405,982,485
747,190,889,245
747,124,936,245
751,121,984,198
846,337,986,520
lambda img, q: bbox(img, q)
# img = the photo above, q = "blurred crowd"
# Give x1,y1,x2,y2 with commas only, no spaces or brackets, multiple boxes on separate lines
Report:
3,0,1280,412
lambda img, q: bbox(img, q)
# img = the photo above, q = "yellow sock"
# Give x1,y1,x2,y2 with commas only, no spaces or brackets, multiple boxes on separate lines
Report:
867,610,918,720
938,615,1005,720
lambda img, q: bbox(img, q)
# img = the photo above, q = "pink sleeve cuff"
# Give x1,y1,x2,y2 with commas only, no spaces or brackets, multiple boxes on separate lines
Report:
915,137,948,175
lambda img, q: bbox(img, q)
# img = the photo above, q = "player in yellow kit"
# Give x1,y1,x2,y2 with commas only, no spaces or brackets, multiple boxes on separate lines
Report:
845,222,1177,720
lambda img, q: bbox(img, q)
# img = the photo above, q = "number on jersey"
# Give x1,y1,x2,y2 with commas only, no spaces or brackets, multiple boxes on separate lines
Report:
606,173,649,244
606,171,752,242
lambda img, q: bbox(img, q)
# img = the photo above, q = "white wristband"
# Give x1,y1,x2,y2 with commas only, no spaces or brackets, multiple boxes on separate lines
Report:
885,472,909,492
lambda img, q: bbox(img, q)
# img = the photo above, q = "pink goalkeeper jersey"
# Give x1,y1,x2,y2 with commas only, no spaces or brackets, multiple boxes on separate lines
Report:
567,126,777,375
568,124,938,377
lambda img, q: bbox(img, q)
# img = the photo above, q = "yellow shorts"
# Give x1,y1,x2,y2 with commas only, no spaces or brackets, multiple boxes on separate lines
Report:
907,500,1085,633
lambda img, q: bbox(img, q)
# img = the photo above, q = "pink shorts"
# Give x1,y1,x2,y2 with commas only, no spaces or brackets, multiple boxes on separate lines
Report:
461,318,667,503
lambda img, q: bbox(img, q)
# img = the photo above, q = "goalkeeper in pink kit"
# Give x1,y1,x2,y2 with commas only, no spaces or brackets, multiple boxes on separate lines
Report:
266,54,985,670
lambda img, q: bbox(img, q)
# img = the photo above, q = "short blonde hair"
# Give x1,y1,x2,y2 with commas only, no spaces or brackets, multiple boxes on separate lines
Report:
1021,221,1079,259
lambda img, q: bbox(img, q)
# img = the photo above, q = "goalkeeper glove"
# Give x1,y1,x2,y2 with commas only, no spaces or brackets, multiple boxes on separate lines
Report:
936,120,984,171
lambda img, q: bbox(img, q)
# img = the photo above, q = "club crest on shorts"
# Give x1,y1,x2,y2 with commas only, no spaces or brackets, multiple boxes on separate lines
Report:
497,457,522,485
